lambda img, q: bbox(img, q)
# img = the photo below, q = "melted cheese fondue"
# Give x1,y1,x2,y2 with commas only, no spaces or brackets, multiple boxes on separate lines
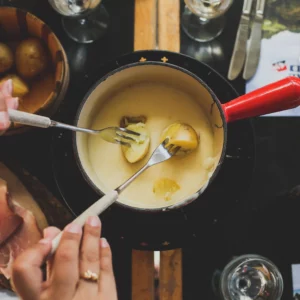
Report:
88,82,216,209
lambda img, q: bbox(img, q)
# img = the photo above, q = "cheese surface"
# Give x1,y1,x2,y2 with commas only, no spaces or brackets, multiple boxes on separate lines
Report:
88,82,216,208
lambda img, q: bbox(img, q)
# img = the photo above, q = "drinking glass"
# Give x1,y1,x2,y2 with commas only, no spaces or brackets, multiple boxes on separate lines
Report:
216,254,284,300
181,0,234,42
49,0,110,44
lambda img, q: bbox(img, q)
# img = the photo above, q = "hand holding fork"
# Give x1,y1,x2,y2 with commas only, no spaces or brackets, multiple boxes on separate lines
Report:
50,139,181,255
8,109,139,146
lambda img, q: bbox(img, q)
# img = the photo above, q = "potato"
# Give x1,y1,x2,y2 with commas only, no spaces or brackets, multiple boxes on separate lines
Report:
0,74,29,98
153,178,180,201
121,122,150,163
0,43,14,74
120,115,147,128
15,38,48,79
160,122,199,155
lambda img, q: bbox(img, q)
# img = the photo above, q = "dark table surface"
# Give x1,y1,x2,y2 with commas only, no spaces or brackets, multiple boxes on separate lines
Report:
1,0,300,299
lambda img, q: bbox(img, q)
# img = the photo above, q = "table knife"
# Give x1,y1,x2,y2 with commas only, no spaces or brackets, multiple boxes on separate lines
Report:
243,0,266,80
228,0,254,81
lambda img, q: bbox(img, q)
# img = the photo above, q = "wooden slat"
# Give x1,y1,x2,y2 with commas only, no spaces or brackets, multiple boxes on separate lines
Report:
132,0,157,299
158,0,180,52
133,0,156,299
133,0,182,299
134,0,157,50
158,1,182,299
159,250,182,300
132,250,155,300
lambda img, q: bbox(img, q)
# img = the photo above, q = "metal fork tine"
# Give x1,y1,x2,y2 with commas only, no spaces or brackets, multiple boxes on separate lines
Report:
117,127,140,136
116,132,136,142
114,139,131,147
172,146,181,155
115,140,182,193
166,143,174,152
162,138,170,147
166,144,181,156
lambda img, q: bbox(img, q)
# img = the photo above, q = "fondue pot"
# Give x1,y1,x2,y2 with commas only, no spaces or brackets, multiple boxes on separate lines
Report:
74,58,300,213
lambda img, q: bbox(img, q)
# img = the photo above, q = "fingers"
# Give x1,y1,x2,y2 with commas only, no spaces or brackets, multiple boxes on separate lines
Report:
0,96,18,132
0,91,9,130
77,216,101,295
49,223,82,299
12,238,52,300
0,80,17,131
44,227,61,240
99,238,118,300
6,96,18,110
43,227,61,279
0,79,12,97
1,78,18,111
0,80,18,131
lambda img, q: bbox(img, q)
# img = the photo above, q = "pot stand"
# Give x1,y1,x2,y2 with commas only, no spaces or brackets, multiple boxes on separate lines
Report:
51,54,255,248
51,6,255,300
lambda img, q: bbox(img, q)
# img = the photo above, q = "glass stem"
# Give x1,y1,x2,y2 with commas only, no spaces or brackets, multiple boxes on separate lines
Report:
199,17,209,24
79,18,86,25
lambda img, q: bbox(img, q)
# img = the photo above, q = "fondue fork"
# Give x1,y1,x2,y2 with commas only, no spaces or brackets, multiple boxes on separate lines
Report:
8,109,139,146
50,139,181,255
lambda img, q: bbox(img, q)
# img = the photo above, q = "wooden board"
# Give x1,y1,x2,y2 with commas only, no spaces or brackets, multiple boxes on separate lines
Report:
133,1,156,298
134,0,157,50
159,250,182,300
0,162,73,229
133,0,182,299
132,250,154,300
0,161,73,290
158,0,180,52
157,1,182,298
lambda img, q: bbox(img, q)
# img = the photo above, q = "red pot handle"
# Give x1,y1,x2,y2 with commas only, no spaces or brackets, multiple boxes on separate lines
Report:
222,76,300,123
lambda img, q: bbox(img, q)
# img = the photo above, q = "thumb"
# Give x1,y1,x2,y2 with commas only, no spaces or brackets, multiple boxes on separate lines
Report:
12,238,52,300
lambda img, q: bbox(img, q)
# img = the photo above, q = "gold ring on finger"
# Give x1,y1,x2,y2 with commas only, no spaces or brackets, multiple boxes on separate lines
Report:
80,270,99,282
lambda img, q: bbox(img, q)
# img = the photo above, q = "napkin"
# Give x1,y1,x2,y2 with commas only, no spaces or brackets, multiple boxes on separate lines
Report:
292,264,300,297
0,290,19,300
245,0,300,117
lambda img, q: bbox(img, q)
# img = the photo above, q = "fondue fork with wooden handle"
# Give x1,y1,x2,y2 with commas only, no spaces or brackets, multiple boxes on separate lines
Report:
8,109,139,146
50,139,180,255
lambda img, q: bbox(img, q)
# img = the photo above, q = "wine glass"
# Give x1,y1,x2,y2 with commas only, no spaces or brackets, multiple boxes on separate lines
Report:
49,0,110,44
215,254,284,300
181,0,234,42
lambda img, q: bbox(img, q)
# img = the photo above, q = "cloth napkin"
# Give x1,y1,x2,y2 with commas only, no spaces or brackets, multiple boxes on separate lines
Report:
0,290,19,299
245,0,300,116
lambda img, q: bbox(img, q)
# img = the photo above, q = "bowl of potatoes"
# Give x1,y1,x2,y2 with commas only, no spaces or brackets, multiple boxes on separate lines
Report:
0,7,69,135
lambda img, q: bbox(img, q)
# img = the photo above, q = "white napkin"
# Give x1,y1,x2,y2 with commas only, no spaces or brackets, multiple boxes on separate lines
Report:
0,290,19,300
246,30,300,116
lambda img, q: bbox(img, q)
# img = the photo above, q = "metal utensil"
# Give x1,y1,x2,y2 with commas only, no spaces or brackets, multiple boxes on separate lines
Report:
8,109,139,146
50,139,181,254
227,0,254,81
243,0,266,80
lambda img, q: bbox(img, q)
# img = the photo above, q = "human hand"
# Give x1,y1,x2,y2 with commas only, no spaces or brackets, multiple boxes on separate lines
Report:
0,79,18,131
12,217,118,300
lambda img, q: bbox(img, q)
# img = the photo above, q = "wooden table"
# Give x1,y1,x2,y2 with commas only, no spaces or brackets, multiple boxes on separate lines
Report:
133,1,182,299
0,0,299,299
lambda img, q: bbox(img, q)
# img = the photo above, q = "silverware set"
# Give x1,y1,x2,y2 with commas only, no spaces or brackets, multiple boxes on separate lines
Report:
228,0,266,81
